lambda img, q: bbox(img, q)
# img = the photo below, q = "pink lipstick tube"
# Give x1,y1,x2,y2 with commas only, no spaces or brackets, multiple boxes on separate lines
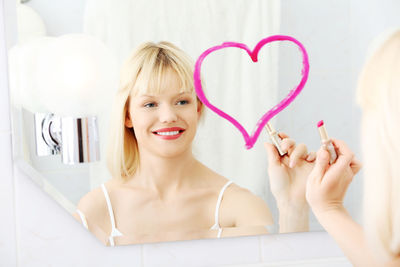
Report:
265,122,287,156
317,120,337,164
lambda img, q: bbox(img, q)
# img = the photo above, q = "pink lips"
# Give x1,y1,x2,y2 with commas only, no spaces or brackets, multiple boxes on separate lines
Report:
152,127,185,140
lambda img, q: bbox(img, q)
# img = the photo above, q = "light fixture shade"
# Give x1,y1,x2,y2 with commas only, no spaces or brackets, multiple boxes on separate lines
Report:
35,34,118,117
8,37,55,113
16,3,47,44
8,3,48,112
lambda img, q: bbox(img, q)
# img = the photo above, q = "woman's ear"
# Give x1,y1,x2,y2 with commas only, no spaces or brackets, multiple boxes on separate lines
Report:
197,99,203,119
125,111,133,128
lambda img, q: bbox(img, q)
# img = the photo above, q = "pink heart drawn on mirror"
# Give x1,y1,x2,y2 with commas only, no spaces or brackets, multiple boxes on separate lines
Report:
194,35,310,149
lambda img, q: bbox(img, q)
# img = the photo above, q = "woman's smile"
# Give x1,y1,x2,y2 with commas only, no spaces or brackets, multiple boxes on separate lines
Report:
152,127,186,140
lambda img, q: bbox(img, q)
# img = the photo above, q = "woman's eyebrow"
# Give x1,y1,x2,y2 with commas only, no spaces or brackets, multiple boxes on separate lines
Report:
138,94,155,98
138,92,191,99
176,92,192,96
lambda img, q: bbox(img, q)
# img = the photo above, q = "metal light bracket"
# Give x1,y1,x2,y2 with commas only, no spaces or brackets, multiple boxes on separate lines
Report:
34,112,100,164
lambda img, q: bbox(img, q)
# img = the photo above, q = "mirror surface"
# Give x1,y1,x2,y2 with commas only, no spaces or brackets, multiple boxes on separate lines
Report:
7,0,400,245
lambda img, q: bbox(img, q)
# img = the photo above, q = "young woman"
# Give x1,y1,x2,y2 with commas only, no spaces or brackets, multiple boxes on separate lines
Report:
72,41,285,246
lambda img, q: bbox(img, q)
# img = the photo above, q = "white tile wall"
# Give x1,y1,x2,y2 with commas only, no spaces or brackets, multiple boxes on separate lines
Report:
261,232,344,263
0,132,17,267
142,235,261,267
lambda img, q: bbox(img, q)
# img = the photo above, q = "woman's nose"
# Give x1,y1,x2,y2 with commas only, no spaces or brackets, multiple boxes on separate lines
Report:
159,105,178,123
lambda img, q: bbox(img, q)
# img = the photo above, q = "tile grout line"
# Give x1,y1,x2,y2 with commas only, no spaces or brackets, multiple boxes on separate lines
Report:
141,244,145,267
258,235,264,263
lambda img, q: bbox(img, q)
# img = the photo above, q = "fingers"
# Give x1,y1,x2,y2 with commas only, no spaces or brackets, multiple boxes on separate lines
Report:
263,142,281,166
277,132,296,159
306,151,316,162
275,132,315,167
320,139,360,186
289,143,308,168
268,131,317,169
331,139,354,162
308,148,330,183
329,139,356,171
280,137,296,155
264,130,295,168
350,157,362,175
278,132,289,139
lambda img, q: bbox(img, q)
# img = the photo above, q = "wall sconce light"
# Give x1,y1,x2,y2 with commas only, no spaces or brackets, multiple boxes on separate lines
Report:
10,33,117,165
34,112,100,164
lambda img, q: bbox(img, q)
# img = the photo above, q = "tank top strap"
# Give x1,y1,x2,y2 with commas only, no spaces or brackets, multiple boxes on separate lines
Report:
101,183,123,246
210,180,234,232
76,209,88,229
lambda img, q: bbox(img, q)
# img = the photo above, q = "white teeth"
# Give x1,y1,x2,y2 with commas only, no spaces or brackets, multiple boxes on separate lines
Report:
156,131,180,136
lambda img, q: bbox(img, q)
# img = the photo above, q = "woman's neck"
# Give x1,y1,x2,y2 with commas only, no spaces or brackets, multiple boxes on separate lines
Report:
130,147,199,198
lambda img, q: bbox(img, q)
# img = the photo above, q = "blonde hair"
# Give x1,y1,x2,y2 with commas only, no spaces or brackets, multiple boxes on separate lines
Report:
106,41,204,180
357,30,400,261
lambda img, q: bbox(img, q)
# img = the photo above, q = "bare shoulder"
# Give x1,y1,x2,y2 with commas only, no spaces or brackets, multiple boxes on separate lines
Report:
197,162,232,187
222,183,274,227
196,162,273,227
224,183,267,209
75,185,108,227
199,163,270,214
73,185,111,245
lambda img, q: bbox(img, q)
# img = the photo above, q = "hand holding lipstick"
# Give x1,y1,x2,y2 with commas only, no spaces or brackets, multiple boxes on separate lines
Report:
317,120,338,164
264,131,316,203
306,139,362,218
264,130,317,233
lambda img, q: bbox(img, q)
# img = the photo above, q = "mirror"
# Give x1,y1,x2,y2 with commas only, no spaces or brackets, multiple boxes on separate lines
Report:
8,0,393,245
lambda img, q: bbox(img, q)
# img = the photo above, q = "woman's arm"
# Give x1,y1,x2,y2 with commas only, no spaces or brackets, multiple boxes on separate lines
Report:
220,185,273,237
275,200,309,233
305,139,385,267
74,189,110,245
315,206,378,267
219,225,269,237
264,133,316,233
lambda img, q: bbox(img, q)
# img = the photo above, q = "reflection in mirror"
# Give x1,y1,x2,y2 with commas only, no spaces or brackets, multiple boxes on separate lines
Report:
7,0,370,246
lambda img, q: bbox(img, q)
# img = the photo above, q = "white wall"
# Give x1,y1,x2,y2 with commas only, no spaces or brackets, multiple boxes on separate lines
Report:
24,0,86,36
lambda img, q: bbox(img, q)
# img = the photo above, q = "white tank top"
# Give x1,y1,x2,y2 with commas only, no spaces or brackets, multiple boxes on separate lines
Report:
76,180,234,246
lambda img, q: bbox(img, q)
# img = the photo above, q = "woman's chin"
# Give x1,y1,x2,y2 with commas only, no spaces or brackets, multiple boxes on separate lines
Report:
149,143,192,159
156,151,188,159
152,134,194,157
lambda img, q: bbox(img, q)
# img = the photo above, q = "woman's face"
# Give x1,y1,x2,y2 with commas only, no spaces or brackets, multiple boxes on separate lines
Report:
125,69,202,158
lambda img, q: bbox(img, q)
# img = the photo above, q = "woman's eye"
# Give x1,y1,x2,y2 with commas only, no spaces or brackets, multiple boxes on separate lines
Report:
144,102,156,108
177,100,189,105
